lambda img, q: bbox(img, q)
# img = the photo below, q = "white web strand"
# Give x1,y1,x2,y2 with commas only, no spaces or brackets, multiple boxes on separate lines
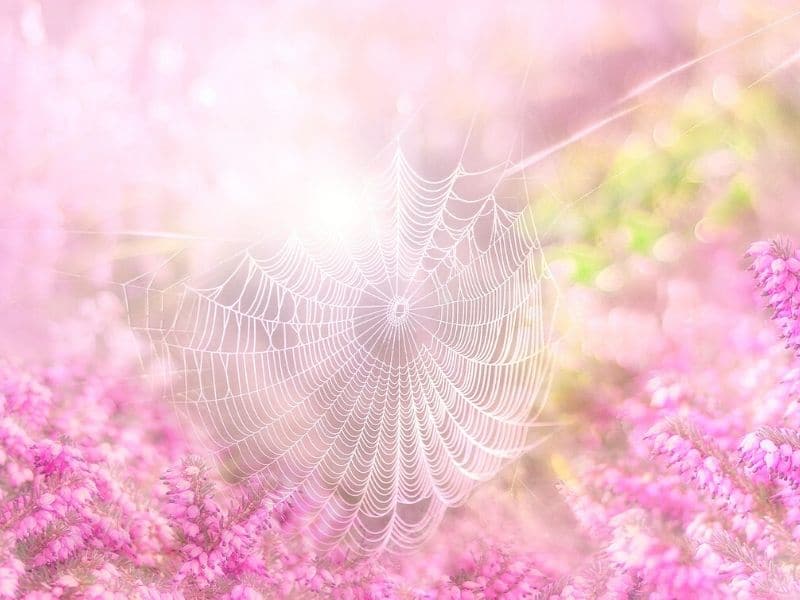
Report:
125,148,558,554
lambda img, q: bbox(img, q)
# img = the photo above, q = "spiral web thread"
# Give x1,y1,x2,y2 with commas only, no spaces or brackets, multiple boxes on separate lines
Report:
124,148,558,554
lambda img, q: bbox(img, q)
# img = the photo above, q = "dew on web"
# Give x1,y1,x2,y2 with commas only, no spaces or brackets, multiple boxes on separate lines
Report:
123,146,560,554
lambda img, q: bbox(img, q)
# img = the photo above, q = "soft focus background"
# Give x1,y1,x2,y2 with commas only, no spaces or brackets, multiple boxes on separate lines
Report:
5,1,800,597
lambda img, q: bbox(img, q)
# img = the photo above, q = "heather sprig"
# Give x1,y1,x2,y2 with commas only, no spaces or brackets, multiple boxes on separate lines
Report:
748,239,800,355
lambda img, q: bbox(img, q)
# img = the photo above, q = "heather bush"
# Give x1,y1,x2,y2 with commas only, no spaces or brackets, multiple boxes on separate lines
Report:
4,235,800,598
538,237,800,599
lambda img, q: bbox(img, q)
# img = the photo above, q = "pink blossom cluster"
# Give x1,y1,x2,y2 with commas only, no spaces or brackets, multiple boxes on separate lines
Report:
162,457,274,592
544,238,800,598
0,359,412,598
740,428,800,488
749,240,800,355
428,543,551,600
647,421,757,520
0,360,177,598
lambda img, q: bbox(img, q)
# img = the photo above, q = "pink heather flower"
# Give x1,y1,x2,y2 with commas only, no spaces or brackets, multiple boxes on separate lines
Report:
738,427,800,541
605,509,725,598
0,360,188,596
0,364,51,423
162,456,282,593
551,236,800,597
429,541,551,599
740,427,800,487
647,420,757,518
748,239,800,355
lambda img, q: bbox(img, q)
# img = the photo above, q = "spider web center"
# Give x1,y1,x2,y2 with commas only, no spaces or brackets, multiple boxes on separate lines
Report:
387,296,410,327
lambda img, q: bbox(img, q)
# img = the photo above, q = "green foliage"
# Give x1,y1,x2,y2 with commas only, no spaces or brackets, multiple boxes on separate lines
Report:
533,86,787,287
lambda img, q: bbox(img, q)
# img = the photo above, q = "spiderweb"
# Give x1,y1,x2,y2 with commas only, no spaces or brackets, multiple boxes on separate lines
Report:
124,146,557,554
